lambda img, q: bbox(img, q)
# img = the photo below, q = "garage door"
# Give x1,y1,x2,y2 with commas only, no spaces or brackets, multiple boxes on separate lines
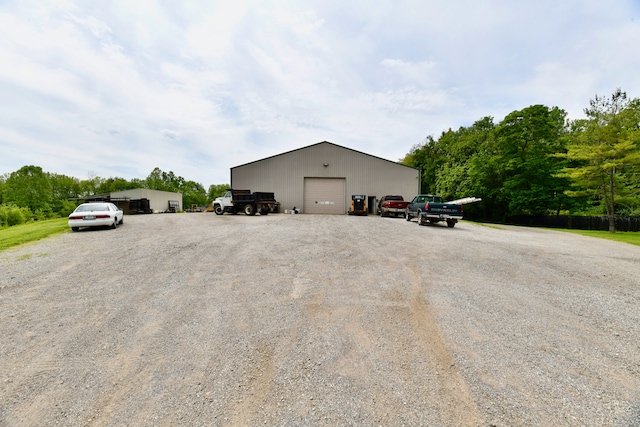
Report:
304,178,346,214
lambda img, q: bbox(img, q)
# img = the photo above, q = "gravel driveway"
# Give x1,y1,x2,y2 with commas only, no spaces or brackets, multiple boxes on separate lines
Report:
1,213,639,426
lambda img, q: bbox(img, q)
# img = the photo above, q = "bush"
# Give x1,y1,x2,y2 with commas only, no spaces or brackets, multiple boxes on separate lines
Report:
0,204,33,227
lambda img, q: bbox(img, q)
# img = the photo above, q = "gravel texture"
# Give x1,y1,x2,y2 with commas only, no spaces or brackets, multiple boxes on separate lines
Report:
1,213,639,426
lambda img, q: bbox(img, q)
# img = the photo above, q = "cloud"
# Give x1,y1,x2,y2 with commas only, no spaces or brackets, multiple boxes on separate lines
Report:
1,0,639,186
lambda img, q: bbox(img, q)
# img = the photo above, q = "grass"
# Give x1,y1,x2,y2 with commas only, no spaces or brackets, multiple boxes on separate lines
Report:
0,218,69,252
554,229,640,246
469,220,640,246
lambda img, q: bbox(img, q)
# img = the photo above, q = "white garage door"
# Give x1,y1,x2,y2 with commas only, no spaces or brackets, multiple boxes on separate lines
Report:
304,178,346,214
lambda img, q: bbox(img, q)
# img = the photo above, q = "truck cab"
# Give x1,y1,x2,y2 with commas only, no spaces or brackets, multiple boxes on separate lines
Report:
212,191,235,215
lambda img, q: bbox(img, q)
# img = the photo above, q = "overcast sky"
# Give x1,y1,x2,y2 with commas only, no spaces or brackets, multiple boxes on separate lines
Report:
2,1,639,187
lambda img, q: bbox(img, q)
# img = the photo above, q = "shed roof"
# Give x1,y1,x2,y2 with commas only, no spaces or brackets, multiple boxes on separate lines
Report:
231,141,416,171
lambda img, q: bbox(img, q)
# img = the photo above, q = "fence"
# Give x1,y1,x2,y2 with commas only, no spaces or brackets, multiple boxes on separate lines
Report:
505,215,640,232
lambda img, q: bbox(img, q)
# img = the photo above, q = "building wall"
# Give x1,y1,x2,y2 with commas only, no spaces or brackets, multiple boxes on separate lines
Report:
231,142,419,213
110,189,183,213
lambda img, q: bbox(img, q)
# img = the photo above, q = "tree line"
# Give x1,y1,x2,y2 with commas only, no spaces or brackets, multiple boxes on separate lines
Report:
2,89,639,232
0,166,229,227
401,88,640,232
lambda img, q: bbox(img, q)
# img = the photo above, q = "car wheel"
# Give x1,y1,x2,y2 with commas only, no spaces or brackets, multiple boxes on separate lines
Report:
119,216,124,225
111,219,117,229
71,227,79,232
405,211,411,221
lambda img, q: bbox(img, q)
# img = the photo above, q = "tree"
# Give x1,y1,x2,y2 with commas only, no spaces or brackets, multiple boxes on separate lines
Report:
96,177,138,193
207,184,230,201
559,89,640,232
0,172,8,204
144,167,184,192
3,165,53,214
48,173,82,216
181,180,208,208
493,105,569,215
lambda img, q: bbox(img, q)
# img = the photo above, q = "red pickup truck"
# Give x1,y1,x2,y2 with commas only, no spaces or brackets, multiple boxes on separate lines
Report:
377,195,409,217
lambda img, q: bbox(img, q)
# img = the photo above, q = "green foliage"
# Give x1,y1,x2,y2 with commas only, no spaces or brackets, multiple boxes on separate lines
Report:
405,105,579,221
207,184,230,201
145,167,185,192
558,88,640,232
182,180,208,208
3,165,53,213
0,204,33,227
96,177,139,193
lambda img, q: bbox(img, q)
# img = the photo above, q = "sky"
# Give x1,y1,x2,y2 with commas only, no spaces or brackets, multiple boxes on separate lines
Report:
1,1,640,187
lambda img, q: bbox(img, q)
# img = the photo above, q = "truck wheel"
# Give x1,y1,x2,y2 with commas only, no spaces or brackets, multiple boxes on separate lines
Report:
244,204,256,216
214,205,223,215
259,209,269,215
447,220,456,228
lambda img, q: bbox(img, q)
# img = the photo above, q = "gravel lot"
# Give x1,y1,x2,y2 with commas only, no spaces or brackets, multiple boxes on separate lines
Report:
1,213,639,426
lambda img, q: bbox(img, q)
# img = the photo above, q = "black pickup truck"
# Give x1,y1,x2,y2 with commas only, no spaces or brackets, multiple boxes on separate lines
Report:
405,194,463,228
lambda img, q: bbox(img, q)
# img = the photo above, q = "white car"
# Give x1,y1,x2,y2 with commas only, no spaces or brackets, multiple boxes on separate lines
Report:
68,202,124,232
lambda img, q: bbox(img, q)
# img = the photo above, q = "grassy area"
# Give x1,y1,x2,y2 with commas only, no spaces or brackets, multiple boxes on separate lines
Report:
469,221,640,246
555,229,640,246
0,218,69,252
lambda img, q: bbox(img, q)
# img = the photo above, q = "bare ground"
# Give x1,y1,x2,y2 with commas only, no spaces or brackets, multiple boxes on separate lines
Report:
1,213,639,426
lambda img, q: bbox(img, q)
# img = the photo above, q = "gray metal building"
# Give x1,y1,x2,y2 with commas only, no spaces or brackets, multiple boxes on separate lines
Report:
231,141,419,214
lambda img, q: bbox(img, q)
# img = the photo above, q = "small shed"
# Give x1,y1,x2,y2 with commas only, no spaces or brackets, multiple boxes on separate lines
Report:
109,189,183,213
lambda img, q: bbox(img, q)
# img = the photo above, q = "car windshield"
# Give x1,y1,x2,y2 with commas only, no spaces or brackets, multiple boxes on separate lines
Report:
387,196,403,201
76,205,109,212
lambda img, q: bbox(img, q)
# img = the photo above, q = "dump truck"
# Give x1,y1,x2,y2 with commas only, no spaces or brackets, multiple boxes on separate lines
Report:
212,190,276,216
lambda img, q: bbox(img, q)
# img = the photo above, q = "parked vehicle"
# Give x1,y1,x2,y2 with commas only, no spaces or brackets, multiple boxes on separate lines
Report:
348,194,368,215
213,189,276,216
377,195,409,217
405,194,463,228
68,202,124,231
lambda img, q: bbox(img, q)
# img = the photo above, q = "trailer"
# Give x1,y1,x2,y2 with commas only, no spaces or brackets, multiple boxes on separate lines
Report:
212,189,277,216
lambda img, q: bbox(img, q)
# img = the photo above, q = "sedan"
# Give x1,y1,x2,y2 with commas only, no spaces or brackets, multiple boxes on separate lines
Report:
68,202,124,231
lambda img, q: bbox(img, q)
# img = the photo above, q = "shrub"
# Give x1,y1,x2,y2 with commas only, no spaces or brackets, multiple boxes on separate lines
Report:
0,204,32,227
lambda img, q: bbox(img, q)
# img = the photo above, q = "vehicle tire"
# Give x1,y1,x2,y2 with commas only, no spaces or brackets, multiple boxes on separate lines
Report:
71,227,79,232
259,209,269,215
111,219,117,229
447,220,456,228
244,204,256,216
405,211,411,221
119,216,124,225
214,204,223,215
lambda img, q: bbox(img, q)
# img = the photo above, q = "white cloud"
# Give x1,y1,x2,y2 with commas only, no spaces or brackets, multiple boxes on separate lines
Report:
1,0,640,186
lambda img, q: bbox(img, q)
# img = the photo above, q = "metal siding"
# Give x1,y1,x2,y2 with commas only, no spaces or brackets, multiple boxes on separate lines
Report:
231,142,419,214
304,178,346,214
110,189,183,213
